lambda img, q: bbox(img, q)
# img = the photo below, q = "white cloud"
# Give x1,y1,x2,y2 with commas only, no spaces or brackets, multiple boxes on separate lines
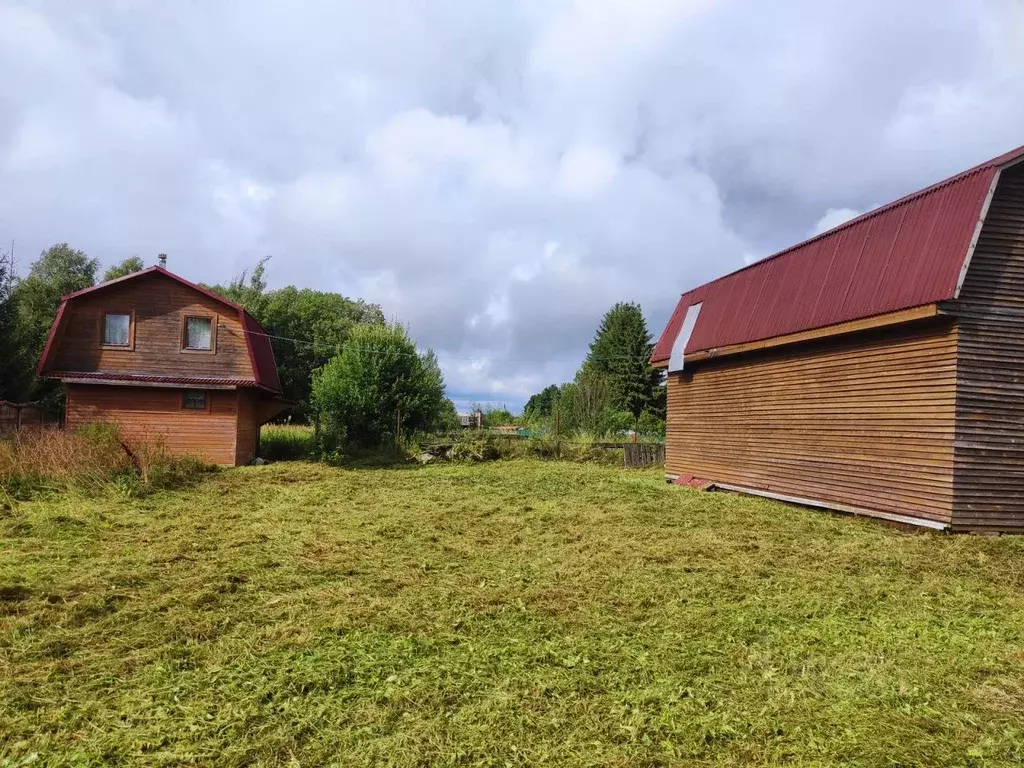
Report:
2,0,1024,407
812,207,862,236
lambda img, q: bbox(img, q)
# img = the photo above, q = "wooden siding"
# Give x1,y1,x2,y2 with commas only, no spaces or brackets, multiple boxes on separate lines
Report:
951,162,1024,531
666,320,959,526
66,384,240,466
235,390,260,466
50,273,254,381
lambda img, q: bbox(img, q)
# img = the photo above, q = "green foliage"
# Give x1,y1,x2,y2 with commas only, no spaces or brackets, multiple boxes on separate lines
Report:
0,246,16,400
8,243,98,407
524,384,560,419
312,324,455,453
636,409,666,438
101,255,145,282
480,406,517,427
585,302,662,419
210,258,386,421
557,364,613,433
259,424,315,461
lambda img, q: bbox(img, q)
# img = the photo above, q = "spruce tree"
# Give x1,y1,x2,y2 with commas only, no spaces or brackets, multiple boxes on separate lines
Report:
584,302,661,420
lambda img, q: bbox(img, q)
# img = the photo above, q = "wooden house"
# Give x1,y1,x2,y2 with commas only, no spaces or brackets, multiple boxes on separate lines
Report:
652,144,1024,533
37,262,288,465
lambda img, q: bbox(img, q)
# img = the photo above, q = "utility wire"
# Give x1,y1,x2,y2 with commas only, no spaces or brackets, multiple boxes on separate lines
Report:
239,326,661,364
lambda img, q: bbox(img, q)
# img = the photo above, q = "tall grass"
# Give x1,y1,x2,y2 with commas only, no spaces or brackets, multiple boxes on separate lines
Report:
259,424,315,461
0,424,209,499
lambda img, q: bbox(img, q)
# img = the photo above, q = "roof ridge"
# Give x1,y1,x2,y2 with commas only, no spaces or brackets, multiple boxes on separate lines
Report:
681,143,1024,298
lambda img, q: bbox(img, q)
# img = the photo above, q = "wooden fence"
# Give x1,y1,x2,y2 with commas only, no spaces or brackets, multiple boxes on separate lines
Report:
0,401,49,433
623,443,665,469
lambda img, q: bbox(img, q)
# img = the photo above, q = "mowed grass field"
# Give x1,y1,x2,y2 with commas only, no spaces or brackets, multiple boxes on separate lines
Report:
3,461,1024,767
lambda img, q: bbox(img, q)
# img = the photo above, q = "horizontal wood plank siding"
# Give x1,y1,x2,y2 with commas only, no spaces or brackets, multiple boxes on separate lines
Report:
951,163,1024,531
66,384,240,466
666,321,959,525
51,273,254,381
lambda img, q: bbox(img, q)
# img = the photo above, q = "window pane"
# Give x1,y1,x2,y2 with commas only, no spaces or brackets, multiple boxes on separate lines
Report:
186,317,212,350
183,392,207,410
104,314,130,346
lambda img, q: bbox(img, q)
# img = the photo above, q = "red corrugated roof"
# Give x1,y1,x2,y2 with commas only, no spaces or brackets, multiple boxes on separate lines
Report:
37,267,282,393
652,143,1024,364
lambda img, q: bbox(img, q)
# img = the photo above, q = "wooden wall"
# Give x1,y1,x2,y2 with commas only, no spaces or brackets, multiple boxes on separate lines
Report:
51,273,254,381
235,390,260,466
666,320,960,527
65,385,240,466
951,162,1024,531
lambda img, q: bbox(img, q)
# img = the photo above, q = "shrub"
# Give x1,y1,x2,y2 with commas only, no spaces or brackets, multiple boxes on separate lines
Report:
312,324,455,454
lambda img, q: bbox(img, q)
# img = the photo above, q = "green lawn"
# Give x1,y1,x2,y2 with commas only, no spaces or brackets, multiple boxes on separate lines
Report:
2,460,1024,767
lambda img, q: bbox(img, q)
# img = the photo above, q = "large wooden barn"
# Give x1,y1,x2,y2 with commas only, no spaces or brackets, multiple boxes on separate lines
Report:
653,144,1024,533
37,262,288,465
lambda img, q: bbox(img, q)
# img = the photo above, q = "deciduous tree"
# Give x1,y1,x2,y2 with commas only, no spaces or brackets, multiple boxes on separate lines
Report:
312,324,455,452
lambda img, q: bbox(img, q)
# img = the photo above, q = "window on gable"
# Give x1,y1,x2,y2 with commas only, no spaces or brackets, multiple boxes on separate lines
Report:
103,313,131,347
182,391,208,411
184,316,213,351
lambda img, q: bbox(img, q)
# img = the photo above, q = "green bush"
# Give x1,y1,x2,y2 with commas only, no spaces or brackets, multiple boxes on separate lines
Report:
312,324,455,454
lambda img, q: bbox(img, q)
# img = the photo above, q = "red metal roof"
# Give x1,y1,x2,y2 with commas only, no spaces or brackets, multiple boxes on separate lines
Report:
652,143,1024,364
51,371,269,388
37,266,282,393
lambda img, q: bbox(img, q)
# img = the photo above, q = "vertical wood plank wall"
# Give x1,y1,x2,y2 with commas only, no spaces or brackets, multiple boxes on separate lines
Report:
952,163,1024,531
235,391,260,466
666,321,960,526
66,384,240,466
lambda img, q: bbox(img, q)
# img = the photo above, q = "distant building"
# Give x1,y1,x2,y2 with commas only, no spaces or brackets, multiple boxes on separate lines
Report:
458,409,483,429
37,262,289,465
653,144,1024,533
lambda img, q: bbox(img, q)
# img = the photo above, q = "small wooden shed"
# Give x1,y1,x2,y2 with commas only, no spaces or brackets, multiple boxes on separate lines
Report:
37,264,289,465
653,144,1024,533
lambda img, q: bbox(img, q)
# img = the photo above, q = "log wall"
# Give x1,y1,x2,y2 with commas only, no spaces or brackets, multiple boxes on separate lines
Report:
666,320,959,526
951,162,1024,531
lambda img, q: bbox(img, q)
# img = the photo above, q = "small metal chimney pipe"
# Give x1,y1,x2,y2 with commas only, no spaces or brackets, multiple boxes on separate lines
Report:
157,253,167,269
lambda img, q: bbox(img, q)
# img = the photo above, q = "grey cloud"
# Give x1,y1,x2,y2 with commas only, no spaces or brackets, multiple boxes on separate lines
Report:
2,0,1023,405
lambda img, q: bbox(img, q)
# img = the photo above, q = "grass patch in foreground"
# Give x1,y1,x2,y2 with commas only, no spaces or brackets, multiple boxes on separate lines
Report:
2,460,1024,766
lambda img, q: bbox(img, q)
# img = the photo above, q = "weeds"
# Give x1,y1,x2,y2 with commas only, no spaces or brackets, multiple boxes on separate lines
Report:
0,424,211,499
259,423,315,461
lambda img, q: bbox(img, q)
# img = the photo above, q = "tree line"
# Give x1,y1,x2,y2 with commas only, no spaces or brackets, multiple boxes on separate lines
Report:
523,302,665,437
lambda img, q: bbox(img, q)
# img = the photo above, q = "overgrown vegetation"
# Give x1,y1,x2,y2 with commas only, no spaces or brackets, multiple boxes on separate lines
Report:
0,425,210,500
3,460,1024,766
210,257,387,422
258,424,315,462
524,302,666,441
1,243,99,410
312,323,457,456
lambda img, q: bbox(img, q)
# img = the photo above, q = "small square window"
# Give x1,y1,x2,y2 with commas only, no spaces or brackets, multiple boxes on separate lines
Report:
103,313,131,346
184,316,213,350
182,392,207,411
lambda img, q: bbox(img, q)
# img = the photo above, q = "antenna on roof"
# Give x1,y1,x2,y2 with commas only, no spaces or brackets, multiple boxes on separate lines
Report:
157,253,167,269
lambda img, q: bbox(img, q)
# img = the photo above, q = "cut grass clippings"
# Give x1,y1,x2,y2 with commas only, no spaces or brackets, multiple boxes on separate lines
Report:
2,460,1024,766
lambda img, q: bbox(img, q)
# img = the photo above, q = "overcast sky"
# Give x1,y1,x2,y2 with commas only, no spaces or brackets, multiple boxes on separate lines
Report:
3,1,1024,409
